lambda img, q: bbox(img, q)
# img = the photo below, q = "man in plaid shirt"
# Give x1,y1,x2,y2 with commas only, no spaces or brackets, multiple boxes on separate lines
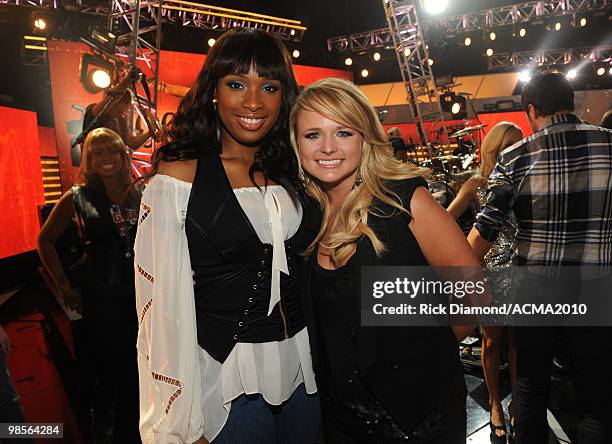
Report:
468,71,612,443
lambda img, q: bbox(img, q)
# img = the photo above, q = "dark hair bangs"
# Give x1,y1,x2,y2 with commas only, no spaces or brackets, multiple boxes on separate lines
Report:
210,29,290,82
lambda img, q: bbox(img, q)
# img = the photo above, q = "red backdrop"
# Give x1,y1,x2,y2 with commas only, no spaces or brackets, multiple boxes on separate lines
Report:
0,106,45,259
48,41,352,190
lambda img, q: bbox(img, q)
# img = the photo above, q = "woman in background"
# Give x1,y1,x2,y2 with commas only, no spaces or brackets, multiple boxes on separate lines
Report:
134,28,321,444
447,121,523,443
290,77,479,443
38,127,141,443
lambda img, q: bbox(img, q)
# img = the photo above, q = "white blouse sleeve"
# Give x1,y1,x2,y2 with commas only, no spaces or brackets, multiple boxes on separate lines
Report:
134,175,205,444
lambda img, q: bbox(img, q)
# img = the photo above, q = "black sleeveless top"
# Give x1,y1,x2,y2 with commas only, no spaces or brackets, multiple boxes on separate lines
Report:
72,185,139,292
304,178,462,438
185,150,321,363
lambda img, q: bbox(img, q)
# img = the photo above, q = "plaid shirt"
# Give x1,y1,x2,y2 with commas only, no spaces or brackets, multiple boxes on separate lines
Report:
475,113,612,266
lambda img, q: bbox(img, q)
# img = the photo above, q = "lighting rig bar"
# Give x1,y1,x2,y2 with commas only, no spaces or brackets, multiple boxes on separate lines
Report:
382,0,450,148
328,0,611,52
0,0,307,42
488,45,612,69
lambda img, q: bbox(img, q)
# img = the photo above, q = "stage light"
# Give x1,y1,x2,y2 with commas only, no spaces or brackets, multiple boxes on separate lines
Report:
345,57,353,66
208,38,216,47
34,18,47,31
489,31,496,41
290,29,296,36
373,52,381,61
450,95,467,118
596,67,605,76
428,58,434,66
486,48,494,57
91,69,111,89
361,69,369,78
464,37,472,47
519,27,527,37
292,49,300,58
566,68,577,80
422,0,449,15
554,21,561,31
404,47,410,57
80,53,115,94
519,70,531,82
580,17,587,27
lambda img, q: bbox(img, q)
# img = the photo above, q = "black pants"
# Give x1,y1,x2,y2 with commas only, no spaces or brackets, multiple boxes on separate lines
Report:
513,326,612,444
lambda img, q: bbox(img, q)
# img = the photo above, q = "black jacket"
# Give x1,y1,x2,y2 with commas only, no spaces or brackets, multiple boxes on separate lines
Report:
302,178,462,433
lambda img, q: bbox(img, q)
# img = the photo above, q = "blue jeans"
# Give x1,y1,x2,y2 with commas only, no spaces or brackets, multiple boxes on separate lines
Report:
212,383,321,444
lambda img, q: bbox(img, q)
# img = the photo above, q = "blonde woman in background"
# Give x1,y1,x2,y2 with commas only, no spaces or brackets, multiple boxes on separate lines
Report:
447,122,523,443
38,127,141,443
290,78,479,443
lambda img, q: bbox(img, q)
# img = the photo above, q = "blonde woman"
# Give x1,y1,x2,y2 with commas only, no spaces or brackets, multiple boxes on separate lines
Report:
290,78,479,443
448,122,523,443
38,127,141,443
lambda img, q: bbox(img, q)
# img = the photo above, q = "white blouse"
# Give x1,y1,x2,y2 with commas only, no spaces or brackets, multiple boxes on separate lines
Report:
134,174,317,444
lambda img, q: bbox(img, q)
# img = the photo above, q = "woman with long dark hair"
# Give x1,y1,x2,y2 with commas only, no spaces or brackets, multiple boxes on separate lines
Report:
134,28,321,444
38,127,141,443
290,78,479,443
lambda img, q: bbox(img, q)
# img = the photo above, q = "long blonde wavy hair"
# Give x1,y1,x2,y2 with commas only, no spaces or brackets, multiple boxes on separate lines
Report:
289,78,428,266
479,121,523,181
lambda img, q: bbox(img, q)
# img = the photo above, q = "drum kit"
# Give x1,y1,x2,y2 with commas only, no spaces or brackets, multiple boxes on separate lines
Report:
420,123,486,178
417,123,487,209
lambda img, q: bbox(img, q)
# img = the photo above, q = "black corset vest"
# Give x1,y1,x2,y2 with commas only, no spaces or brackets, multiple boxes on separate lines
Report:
185,150,320,363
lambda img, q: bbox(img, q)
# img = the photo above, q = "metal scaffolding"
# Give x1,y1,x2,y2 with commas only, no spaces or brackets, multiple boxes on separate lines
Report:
381,0,449,148
0,0,307,41
328,0,611,52
488,45,612,70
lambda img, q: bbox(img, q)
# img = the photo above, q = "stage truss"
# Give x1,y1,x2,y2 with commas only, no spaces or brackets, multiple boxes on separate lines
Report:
328,0,611,52
488,45,612,70
382,0,450,149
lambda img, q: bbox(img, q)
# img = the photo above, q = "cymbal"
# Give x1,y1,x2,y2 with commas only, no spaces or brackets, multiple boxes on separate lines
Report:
449,124,487,138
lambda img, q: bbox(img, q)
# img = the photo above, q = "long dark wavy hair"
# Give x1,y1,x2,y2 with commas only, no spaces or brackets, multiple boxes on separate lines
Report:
152,28,302,201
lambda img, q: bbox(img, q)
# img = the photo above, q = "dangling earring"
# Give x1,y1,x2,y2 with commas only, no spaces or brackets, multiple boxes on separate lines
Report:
214,111,222,151
352,170,363,190
299,169,307,185
212,97,217,110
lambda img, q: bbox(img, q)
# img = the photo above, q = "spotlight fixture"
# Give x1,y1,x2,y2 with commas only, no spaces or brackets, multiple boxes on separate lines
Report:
596,67,606,76
345,57,353,66
34,18,47,31
439,92,456,112
80,53,115,94
519,70,531,83
464,37,472,47
566,68,578,80
91,69,112,89
31,11,50,33
83,25,118,55
519,27,527,37
450,95,467,119
208,38,216,47
290,29,296,36
422,0,449,15
580,17,587,27
489,31,496,41
292,49,300,58
554,21,562,31
361,69,369,78
373,52,381,61
486,48,493,57
428,58,434,66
